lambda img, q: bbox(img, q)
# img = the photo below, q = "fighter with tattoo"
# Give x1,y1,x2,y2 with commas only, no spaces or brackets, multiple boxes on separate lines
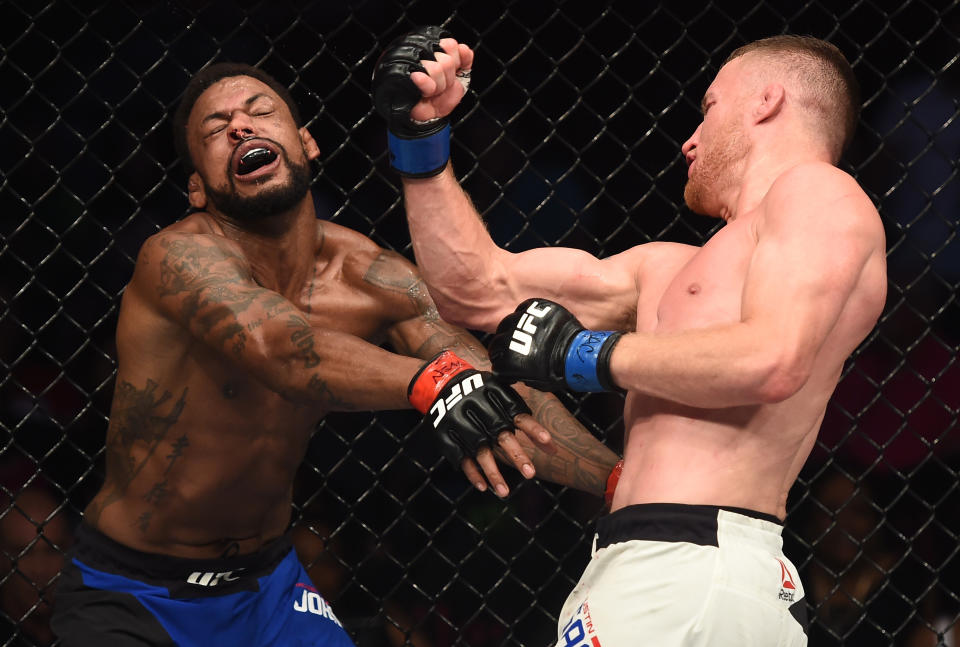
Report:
50,63,619,647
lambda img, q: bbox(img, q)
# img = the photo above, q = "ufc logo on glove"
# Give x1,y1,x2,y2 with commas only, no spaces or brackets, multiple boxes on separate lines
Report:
407,350,531,466
428,373,484,427
489,298,624,393
508,300,553,355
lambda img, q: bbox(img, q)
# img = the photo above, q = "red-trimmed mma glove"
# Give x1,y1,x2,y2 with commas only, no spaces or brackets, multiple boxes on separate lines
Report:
489,299,624,393
408,350,531,467
372,26,465,177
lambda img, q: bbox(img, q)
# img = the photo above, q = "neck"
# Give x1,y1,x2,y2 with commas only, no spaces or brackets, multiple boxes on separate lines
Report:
213,198,319,294
722,139,833,222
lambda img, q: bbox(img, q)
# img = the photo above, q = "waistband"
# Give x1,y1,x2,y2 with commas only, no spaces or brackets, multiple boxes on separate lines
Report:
71,522,294,586
596,503,783,550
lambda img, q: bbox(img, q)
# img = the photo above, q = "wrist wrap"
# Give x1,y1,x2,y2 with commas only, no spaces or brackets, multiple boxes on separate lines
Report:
563,330,624,392
408,350,472,413
387,123,450,177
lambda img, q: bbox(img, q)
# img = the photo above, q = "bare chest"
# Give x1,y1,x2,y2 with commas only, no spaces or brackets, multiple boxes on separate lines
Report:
640,223,757,333
294,249,414,343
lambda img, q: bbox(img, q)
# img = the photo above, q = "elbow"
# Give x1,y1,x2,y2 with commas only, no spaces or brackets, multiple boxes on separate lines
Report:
423,250,516,332
247,334,313,403
432,295,476,329
430,288,504,332
753,353,812,404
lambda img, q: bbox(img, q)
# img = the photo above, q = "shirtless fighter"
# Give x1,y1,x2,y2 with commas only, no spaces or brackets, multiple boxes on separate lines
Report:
373,30,887,645
49,62,618,646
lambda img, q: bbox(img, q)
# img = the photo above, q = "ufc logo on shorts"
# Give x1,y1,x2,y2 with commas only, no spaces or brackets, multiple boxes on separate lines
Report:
186,569,243,586
429,373,484,427
508,301,552,355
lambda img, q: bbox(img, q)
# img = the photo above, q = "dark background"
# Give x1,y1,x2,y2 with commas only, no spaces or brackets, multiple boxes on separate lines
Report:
1,0,958,645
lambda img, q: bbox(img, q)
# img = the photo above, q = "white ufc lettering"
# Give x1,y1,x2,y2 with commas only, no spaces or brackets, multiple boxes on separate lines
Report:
508,301,552,355
429,373,484,427
186,569,243,587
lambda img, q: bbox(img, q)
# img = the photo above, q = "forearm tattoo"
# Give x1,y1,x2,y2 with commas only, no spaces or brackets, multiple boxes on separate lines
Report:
286,313,321,369
518,389,615,496
363,251,486,363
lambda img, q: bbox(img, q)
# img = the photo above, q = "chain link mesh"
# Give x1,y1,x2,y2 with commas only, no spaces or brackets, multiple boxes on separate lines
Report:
2,1,958,645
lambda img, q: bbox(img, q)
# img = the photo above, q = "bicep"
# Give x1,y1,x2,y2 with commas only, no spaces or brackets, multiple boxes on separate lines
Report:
138,234,300,362
480,245,644,331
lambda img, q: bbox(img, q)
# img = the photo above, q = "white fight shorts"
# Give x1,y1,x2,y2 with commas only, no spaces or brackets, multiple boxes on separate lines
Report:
556,503,808,647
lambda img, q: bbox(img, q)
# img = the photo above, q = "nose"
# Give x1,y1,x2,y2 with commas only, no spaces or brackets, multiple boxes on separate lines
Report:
227,113,256,142
681,124,701,161
229,127,253,141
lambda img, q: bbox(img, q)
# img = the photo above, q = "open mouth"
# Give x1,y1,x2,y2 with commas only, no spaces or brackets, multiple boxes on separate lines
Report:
237,147,279,176
231,139,282,180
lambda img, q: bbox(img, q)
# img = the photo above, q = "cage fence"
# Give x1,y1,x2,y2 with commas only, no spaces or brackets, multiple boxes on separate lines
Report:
1,0,959,645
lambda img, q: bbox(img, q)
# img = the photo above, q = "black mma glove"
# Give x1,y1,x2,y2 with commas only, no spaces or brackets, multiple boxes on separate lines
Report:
408,350,531,467
372,26,460,178
488,299,624,393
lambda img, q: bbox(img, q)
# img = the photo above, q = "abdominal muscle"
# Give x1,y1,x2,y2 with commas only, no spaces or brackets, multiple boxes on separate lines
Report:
85,369,319,559
614,391,824,520
88,427,308,559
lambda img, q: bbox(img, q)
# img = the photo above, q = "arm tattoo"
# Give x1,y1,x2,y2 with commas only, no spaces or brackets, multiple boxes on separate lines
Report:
287,314,320,368
364,252,488,362
363,252,441,321
156,238,306,367
307,373,357,410
519,389,615,496
156,238,268,349
413,329,489,368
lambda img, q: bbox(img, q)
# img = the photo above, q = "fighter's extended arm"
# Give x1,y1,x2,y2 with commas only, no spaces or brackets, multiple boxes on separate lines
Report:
509,384,621,498
133,231,423,411
381,250,620,497
607,165,885,407
403,169,642,332
373,29,641,333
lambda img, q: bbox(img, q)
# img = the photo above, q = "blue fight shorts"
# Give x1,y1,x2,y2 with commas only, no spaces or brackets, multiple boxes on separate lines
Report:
51,523,356,647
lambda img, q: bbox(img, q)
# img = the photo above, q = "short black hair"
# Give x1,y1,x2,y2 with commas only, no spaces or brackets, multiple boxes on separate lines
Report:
172,63,303,174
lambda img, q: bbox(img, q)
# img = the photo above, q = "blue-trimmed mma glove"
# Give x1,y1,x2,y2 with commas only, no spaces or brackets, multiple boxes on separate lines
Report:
372,26,462,177
408,350,531,467
489,299,625,393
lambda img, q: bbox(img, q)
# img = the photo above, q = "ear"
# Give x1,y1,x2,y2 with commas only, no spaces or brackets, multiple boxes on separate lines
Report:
187,172,207,210
755,83,785,124
299,127,321,161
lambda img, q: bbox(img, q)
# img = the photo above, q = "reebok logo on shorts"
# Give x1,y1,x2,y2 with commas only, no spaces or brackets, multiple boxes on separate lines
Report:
776,558,797,602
